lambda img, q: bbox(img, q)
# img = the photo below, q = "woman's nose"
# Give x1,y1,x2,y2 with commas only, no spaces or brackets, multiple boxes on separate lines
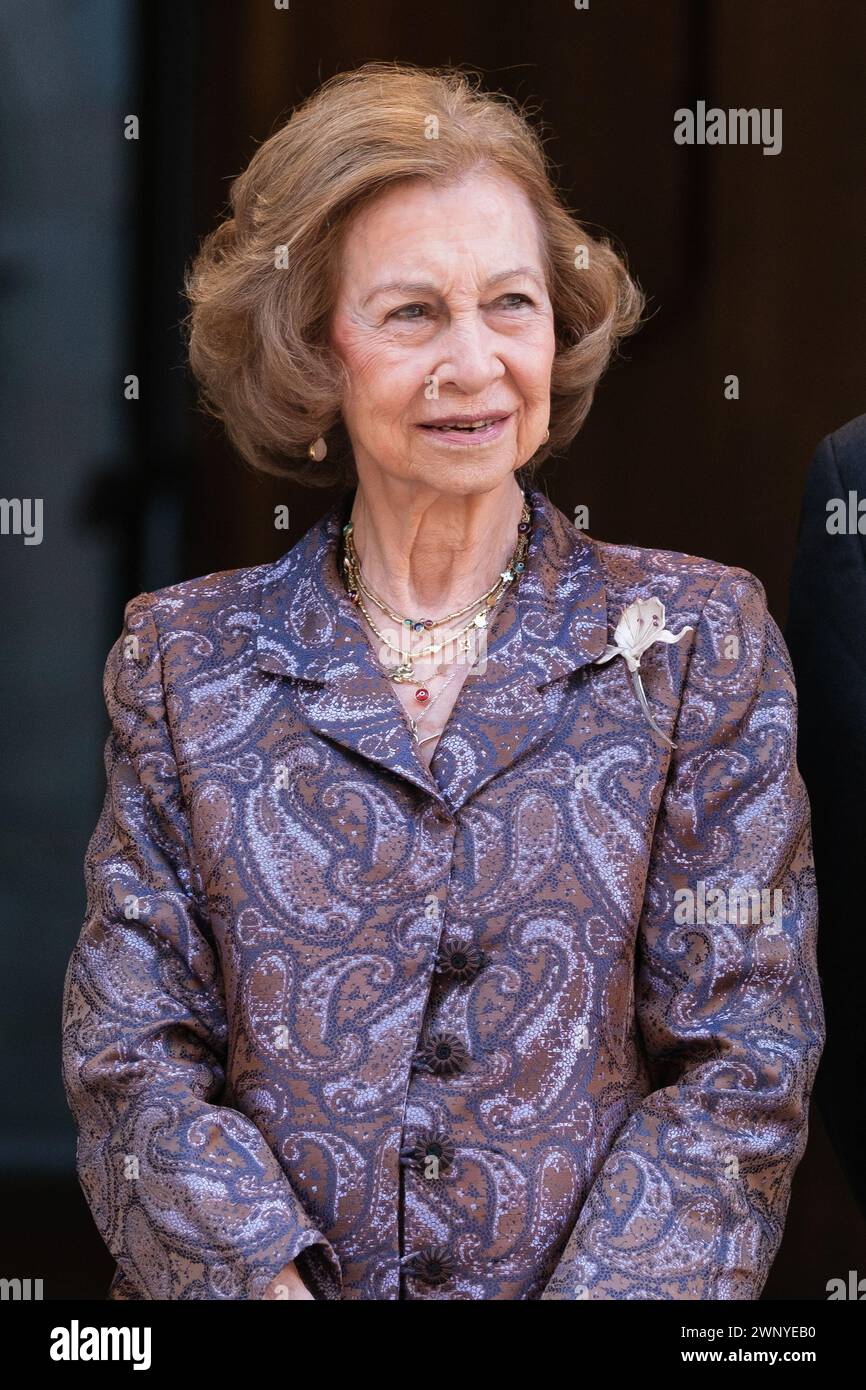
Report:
433,317,505,392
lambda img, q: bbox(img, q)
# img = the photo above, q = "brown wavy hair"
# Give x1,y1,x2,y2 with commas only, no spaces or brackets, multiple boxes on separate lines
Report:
183,60,646,489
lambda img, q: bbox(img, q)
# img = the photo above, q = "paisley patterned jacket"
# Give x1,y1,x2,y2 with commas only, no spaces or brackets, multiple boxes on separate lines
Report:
61,484,825,1300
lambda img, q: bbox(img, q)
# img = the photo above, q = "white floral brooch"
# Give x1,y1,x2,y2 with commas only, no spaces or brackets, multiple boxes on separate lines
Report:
593,596,693,748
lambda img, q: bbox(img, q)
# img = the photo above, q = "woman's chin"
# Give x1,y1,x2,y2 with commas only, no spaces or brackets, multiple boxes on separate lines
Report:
404,451,520,492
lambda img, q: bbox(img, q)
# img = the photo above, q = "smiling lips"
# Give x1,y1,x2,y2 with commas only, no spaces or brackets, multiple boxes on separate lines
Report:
418,412,512,435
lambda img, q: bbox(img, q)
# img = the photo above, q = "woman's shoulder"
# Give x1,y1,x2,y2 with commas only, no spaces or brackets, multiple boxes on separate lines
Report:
586,532,770,629
585,533,791,712
117,553,289,637
117,502,337,641
102,554,298,698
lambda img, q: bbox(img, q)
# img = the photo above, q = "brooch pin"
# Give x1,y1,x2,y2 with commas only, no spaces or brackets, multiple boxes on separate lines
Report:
593,596,693,748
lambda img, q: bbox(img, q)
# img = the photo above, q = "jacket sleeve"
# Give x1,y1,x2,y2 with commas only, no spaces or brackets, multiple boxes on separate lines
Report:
540,567,825,1300
61,594,342,1300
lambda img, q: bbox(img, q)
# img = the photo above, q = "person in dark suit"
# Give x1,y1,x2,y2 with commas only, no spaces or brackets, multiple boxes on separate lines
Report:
787,413,866,1217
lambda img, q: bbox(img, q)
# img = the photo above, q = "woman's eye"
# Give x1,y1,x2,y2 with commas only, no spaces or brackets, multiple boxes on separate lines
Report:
387,293,533,322
389,303,429,321
497,293,533,308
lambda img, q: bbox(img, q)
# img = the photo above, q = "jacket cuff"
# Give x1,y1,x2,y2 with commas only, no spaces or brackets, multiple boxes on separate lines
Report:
291,1234,343,1300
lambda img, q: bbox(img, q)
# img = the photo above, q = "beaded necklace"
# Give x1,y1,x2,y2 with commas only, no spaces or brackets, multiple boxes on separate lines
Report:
340,493,533,745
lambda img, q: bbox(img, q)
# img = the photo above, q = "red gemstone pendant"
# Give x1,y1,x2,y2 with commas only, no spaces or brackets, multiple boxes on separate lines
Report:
415,687,430,703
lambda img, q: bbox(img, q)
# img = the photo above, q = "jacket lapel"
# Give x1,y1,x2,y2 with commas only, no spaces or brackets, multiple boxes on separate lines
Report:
429,486,609,811
253,485,609,813
254,488,443,804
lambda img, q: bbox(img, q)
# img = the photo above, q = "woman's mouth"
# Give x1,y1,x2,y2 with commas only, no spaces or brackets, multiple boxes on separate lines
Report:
416,414,512,445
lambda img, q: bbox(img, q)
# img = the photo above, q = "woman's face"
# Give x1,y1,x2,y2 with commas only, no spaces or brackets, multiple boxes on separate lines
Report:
328,171,556,498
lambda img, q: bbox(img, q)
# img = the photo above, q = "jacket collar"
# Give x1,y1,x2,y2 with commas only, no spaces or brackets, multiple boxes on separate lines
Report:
254,484,608,812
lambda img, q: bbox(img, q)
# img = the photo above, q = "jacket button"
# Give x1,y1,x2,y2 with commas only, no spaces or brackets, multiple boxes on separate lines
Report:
435,937,485,983
406,1244,455,1286
412,1031,469,1077
399,1128,456,1178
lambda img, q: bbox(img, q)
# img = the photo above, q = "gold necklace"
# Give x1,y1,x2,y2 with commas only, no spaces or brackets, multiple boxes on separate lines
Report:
350,542,514,628
341,493,532,692
348,586,489,683
344,493,531,630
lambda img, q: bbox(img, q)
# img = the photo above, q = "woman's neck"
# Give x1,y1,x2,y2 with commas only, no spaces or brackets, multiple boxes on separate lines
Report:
346,475,527,618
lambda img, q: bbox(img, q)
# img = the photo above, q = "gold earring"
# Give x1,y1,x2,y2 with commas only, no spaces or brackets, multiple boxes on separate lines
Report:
308,436,327,462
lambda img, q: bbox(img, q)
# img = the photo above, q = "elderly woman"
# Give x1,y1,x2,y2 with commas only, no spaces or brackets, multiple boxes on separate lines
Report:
62,61,824,1301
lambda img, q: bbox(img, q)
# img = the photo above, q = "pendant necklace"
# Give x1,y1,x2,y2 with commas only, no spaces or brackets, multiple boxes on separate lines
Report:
340,492,533,744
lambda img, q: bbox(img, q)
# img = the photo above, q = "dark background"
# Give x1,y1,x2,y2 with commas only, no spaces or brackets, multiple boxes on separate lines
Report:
1,0,863,1297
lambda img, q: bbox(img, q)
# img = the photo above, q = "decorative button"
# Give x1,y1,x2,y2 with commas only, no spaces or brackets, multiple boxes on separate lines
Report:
405,1244,455,1286
412,1031,469,1077
435,937,485,983
399,1128,456,1178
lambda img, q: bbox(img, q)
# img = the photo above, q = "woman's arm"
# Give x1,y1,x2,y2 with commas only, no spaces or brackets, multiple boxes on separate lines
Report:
61,594,340,1300
541,566,825,1299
